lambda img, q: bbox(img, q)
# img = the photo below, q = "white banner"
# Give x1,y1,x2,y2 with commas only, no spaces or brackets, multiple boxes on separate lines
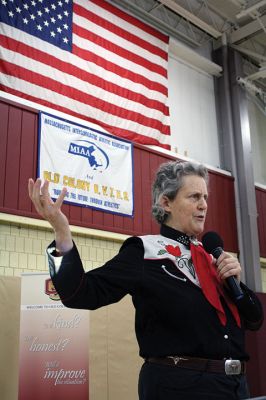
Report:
18,273,89,400
38,112,134,216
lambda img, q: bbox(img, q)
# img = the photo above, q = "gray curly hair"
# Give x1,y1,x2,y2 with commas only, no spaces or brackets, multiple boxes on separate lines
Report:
152,160,208,224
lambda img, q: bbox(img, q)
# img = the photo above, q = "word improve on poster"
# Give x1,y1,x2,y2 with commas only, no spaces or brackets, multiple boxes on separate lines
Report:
39,112,134,216
19,274,89,399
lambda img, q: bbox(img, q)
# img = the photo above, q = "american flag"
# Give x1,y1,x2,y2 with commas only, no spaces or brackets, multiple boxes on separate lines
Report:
0,0,171,149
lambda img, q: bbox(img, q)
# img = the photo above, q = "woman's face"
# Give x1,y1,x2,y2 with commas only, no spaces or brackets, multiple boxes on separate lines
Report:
162,175,208,236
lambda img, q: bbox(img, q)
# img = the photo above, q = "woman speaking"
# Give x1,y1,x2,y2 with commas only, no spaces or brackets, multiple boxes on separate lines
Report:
29,160,263,400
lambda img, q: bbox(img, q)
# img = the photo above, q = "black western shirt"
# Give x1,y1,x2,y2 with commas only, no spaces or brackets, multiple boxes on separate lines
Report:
47,224,263,361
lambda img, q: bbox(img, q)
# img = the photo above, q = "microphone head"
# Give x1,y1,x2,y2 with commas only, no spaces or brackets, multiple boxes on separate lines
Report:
201,231,224,255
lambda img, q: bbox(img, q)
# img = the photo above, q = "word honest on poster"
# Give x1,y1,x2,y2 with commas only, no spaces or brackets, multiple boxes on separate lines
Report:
19,274,89,399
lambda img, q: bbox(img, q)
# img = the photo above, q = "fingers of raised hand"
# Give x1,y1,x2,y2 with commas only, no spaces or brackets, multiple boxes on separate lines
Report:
40,179,51,198
28,178,53,215
55,186,68,209
28,178,69,215
28,178,40,201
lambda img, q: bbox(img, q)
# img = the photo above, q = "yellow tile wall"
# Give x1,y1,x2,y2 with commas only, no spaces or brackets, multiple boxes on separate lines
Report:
261,265,266,292
0,216,125,277
0,214,137,400
1,214,266,293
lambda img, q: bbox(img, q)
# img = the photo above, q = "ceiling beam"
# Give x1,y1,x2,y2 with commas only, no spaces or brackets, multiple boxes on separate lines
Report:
236,0,266,19
226,0,247,7
245,67,266,80
237,77,266,99
158,0,222,38
108,0,200,46
230,14,266,43
203,2,236,26
107,0,223,76
170,38,222,77
231,44,266,64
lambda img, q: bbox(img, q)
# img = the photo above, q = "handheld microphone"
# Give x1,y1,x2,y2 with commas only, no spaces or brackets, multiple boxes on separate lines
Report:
202,231,244,301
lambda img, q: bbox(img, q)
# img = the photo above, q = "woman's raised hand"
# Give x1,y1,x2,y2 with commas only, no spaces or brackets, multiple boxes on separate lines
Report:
28,178,73,253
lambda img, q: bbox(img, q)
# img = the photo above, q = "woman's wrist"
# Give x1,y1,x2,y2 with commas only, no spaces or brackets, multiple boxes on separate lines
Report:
54,226,73,254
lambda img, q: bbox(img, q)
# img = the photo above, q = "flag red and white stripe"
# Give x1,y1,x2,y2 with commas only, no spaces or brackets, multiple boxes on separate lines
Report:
0,0,171,149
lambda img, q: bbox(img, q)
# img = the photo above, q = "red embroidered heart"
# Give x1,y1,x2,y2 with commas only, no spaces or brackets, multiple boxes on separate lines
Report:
165,245,181,257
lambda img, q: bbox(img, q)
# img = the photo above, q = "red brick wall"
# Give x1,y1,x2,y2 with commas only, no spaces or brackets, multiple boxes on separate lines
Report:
0,98,240,251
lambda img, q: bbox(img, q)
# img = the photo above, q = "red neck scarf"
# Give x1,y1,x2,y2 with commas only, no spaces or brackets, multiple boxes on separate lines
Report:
190,242,241,328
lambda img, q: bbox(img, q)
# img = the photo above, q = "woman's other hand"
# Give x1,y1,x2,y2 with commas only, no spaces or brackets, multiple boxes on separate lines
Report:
216,252,241,284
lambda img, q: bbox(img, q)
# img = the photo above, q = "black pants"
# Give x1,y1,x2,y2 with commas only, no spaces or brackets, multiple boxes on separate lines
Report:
138,362,250,400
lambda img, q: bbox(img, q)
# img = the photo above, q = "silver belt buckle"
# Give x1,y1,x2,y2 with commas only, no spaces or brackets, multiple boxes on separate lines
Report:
225,359,241,375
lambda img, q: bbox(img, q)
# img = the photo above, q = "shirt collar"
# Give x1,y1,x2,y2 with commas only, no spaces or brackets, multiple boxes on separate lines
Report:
160,224,197,247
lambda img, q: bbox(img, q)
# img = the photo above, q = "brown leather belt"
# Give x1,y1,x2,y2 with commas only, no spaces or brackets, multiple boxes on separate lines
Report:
145,356,246,375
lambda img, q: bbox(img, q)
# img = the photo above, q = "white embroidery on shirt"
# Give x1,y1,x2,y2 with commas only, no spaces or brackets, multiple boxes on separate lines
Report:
161,265,187,282
140,234,201,287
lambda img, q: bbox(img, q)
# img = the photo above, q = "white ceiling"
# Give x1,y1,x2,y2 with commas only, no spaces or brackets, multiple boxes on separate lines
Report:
110,0,266,93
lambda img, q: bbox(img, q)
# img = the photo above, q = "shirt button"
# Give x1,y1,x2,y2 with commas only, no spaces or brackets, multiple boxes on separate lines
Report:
224,334,229,339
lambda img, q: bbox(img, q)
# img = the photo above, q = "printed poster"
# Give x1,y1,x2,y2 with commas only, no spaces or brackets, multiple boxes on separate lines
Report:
38,112,134,216
18,273,89,400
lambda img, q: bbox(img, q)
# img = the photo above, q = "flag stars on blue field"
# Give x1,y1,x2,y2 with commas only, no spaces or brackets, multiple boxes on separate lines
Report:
0,0,73,51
